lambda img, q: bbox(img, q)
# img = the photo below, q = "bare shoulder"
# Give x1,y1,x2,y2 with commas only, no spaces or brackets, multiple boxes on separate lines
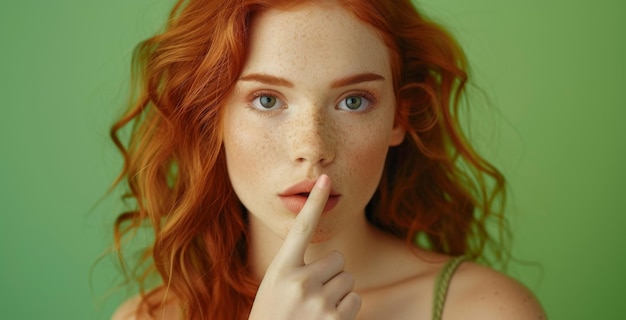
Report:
111,290,180,320
111,295,142,320
444,261,546,320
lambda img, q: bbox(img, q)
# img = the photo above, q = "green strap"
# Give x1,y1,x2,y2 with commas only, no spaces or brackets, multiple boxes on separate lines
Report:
432,256,467,320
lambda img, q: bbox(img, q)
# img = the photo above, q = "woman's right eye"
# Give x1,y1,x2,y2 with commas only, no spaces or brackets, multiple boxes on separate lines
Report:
251,94,283,110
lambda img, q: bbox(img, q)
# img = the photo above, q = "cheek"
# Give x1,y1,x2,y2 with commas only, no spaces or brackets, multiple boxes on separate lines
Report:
223,113,276,190
338,119,392,192
353,138,389,177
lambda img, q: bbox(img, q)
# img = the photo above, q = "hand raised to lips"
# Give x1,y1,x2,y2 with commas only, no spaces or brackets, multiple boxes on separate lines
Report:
280,179,341,197
279,177,342,214
249,174,362,320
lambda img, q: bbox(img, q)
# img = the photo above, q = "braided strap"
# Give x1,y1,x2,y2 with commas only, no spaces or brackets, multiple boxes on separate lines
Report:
432,256,467,320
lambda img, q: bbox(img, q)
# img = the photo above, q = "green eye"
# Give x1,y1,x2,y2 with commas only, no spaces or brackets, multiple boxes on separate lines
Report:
251,94,283,111
338,95,371,111
344,96,362,110
259,95,277,108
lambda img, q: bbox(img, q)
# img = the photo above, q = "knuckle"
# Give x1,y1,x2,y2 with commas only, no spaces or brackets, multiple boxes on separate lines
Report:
322,313,341,320
301,293,331,315
341,271,355,288
287,271,316,293
309,294,327,309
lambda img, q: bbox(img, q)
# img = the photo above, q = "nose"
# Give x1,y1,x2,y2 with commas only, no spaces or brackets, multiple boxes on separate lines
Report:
288,107,336,167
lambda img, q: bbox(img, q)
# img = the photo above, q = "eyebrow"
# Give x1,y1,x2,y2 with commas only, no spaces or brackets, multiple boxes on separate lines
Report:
330,73,385,88
238,72,385,88
239,73,294,88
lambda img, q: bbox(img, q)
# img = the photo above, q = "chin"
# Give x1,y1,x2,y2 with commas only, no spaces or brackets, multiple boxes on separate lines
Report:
308,220,340,244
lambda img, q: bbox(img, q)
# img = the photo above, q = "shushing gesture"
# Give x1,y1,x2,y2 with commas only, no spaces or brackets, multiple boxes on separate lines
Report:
249,175,362,319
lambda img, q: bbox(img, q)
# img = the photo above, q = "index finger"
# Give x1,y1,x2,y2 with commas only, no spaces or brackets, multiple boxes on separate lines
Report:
273,174,331,267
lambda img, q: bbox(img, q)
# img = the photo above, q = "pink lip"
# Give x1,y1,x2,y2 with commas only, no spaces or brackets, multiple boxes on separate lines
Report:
279,180,341,214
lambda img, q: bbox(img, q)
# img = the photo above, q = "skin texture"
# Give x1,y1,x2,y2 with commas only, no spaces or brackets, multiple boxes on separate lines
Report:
222,6,404,317
112,2,547,319
222,2,404,247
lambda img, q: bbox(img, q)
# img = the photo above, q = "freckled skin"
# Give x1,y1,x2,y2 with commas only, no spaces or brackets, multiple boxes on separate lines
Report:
114,3,547,319
221,3,404,243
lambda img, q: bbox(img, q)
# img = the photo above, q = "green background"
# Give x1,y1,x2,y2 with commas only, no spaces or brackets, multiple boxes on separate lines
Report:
0,0,623,318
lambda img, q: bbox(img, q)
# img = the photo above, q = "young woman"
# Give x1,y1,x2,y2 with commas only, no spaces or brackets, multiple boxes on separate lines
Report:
110,0,546,319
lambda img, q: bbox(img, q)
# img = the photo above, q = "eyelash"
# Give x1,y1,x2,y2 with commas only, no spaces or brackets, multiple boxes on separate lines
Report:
246,90,285,115
245,90,378,114
336,90,377,113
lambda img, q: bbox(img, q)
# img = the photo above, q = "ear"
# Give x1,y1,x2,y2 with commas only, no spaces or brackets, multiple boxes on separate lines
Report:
389,115,406,146
389,97,409,147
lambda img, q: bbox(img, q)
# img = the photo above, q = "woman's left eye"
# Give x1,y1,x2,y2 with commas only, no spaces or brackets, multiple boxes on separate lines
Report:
337,95,372,111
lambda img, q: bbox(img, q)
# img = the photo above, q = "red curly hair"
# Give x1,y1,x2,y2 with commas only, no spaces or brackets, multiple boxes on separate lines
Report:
110,0,507,318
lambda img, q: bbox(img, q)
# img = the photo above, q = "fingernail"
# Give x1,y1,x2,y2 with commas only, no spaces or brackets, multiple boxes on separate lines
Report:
315,174,329,189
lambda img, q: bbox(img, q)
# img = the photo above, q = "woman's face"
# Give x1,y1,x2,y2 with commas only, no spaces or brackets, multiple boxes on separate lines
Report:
222,2,404,241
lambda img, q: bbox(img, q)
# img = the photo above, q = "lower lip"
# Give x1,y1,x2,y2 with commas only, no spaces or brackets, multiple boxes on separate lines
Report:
279,195,341,214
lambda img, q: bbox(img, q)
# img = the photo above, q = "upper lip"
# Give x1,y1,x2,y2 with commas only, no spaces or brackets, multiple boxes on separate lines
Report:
279,179,340,196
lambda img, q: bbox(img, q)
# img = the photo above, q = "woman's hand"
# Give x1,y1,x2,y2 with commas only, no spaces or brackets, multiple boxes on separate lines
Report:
249,174,361,320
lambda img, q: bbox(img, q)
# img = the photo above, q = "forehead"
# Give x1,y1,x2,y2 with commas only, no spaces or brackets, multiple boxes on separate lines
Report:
243,2,392,80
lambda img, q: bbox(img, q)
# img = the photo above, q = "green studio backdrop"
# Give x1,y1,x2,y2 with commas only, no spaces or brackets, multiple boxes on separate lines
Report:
0,0,623,319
